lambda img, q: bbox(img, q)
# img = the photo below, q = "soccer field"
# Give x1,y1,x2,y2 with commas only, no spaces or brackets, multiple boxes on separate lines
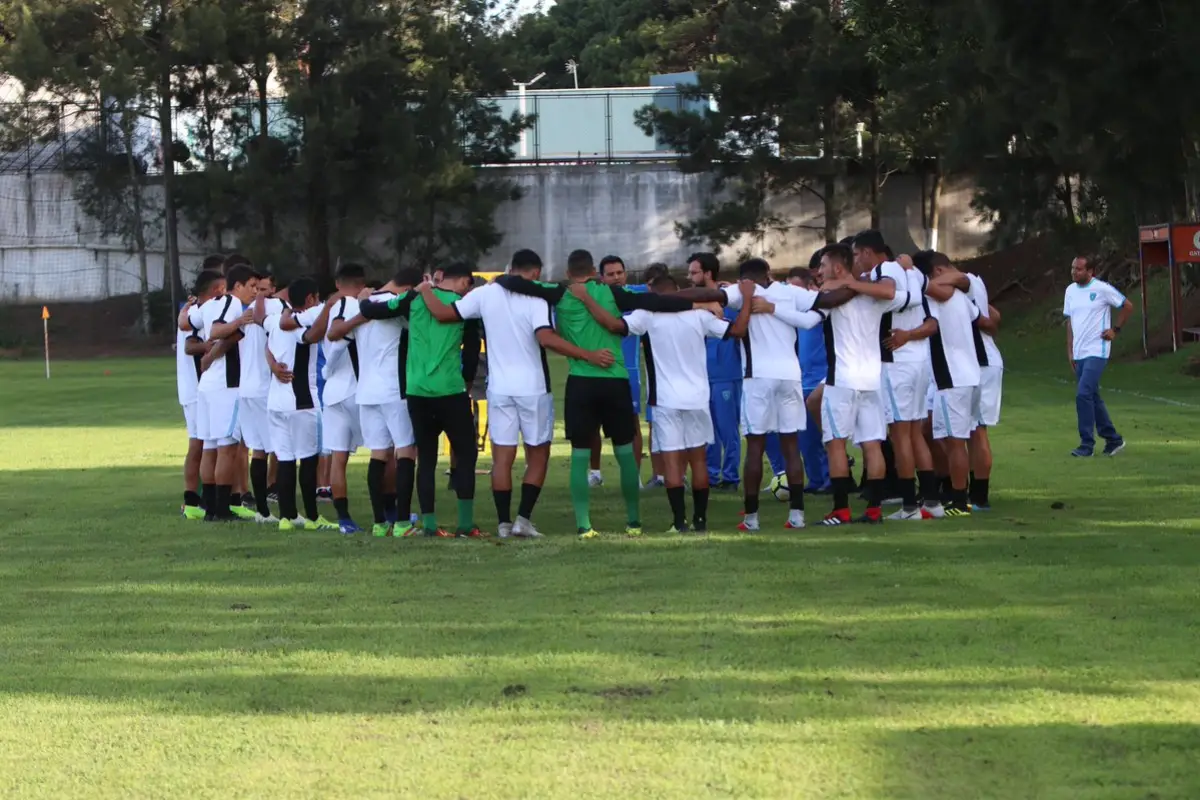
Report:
1,348,1198,799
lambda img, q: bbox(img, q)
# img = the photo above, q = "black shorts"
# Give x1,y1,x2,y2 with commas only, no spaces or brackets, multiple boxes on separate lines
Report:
564,376,635,448
407,393,475,444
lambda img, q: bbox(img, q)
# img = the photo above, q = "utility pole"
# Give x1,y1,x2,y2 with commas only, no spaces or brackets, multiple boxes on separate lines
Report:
514,72,546,158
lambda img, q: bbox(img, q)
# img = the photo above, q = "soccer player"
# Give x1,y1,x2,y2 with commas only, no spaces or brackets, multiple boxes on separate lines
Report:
917,251,998,517
361,263,486,539
688,253,743,491
1064,256,1132,458
176,270,225,520
815,244,904,525
967,271,1004,510
196,264,259,522
323,262,369,533
722,258,828,531
265,278,339,531
419,249,615,538
620,275,753,532
238,270,288,523
353,268,422,537
497,249,711,538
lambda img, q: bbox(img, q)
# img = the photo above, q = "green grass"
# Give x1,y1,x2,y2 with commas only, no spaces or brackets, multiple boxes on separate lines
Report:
1,331,1199,799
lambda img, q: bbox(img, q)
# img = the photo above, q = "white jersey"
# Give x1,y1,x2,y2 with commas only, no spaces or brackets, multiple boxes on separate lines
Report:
239,296,288,399
872,261,911,363
453,283,553,397
891,269,933,363
1064,278,1125,361
266,306,322,413
624,308,731,410
929,289,982,390
723,283,823,382
176,313,203,406
354,291,406,405
967,273,1004,368
322,296,361,408
825,294,892,392
198,295,245,392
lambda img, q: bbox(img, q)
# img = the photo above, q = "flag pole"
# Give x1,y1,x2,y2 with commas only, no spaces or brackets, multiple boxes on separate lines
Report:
42,306,50,379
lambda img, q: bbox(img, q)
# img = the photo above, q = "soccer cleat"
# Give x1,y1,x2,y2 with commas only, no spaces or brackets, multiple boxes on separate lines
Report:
737,515,760,532
312,516,339,531
944,506,972,518
578,528,600,540
204,513,237,524
587,470,604,488
821,509,853,526
1103,440,1126,457
888,508,924,521
242,493,258,510
882,497,903,507
255,513,281,525
457,528,490,539
968,504,991,513
625,525,644,538
394,523,418,538
317,487,334,503
642,476,665,492
921,504,947,520
785,515,806,530
1070,447,1094,458
371,523,392,538
666,524,690,535
182,505,206,521
692,519,709,533
267,491,279,504
512,517,544,539
856,508,884,525
338,519,364,535
497,523,515,539
425,528,457,539
279,518,298,533
229,505,257,521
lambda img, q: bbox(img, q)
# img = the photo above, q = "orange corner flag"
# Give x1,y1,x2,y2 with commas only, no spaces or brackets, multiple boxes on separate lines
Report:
41,306,50,320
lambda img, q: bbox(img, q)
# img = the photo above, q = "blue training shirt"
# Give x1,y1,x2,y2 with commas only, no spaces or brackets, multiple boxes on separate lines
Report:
622,284,649,383
798,326,828,392
707,306,743,383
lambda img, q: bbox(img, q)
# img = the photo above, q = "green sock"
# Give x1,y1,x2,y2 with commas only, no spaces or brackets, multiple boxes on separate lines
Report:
422,512,437,533
457,499,474,532
614,443,641,526
570,449,592,531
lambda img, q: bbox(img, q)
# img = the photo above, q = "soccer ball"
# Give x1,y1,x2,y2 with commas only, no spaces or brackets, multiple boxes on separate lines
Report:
769,473,790,502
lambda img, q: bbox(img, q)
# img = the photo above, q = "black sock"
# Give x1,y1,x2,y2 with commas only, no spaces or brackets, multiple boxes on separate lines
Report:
745,493,760,515
299,456,319,521
971,478,990,507
833,476,851,511
954,488,970,511
517,483,541,520
216,485,232,518
900,477,918,510
230,492,242,508
333,497,350,521
277,462,298,521
918,471,938,506
789,485,805,511
667,486,687,528
383,493,398,521
939,476,953,505
266,483,277,497
367,459,387,525
493,489,513,525
692,488,710,528
396,458,415,521
865,478,885,509
184,490,202,507
203,483,217,515
250,459,270,516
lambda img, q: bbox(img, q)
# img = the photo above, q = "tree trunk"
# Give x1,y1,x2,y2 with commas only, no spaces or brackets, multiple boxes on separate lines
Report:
121,109,152,335
925,156,942,251
256,64,276,255
304,60,331,280
158,21,182,309
821,102,839,243
868,98,880,230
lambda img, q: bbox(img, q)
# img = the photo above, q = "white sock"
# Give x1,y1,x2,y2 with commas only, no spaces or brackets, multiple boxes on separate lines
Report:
789,509,805,526
743,512,759,528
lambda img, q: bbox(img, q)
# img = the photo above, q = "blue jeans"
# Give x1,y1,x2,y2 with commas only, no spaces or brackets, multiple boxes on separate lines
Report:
707,381,742,484
1075,357,1120,452
765,388,830,488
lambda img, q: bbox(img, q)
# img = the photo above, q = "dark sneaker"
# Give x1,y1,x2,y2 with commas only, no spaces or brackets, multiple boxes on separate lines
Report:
1103,440,1126,457
1070,447,1094,458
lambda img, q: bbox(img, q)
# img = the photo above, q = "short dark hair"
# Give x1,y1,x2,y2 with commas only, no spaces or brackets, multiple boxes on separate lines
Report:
254,268,274,284
738,258,771,280
912,250,951,277
852,230,888,254
598,255,624,276
336,262,367,284
808,249,825,271
511,249,543,271
442,262,473,279
839,236,855,246
644,263,669,283
366,279,384,290
689,252,720,280
650,274,679,291
223,253,253,270
821,244,854,271
201,254,225,273
225,264,256,291
787,266,813,287
193,270,224,297
394,267,424,288
287,277,319,306
568,250,596,277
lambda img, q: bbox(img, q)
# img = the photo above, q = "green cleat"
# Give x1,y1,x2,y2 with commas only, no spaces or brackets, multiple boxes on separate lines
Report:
578,528,600,540
181,505,205,521
625,525,644,538
229,505,257,521
393,523,417,538
372,523,392,538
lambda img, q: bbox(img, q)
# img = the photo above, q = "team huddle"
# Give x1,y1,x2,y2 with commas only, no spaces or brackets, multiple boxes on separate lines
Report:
174,232,1004,538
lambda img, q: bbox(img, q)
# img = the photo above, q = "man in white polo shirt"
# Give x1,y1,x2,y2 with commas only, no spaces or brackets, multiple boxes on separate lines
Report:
1064,256,1133,458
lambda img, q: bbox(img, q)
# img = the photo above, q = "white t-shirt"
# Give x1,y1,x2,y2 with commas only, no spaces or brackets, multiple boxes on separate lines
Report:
890,269,933,364
929,290,982,390
198,295,245,392
723,283,823,382
967,273,1004,369
322,296,361,408
240,296,288,399
176,312,203,406
354,292,406,405
825,294,892,391
266,306,323,413
1064,279,1126,361
453,283,554,397
624,308,731,410
868,261,912,365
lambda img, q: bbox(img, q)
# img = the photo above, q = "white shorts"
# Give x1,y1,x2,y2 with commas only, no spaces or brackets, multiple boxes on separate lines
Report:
925,381,936,415
324,398,363,453
487,392,555,447
651,407,714,453
270,409,322,462
741,378,806,435
977,366,1003,427
182,402,199,440
198,388,241,448
883,361,932,424
360,400,414,451
239,396,272,453
933,386,981,441
821,384,887,445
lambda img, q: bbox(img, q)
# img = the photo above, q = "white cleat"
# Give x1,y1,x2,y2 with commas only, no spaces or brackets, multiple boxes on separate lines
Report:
888,508,924,521
498,523,515,539
255,513,280,525
921,504,947,520
587,470,604,488
512,517,544,539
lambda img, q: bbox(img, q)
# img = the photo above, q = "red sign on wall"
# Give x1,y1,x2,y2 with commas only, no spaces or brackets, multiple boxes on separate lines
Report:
1170,224,1200,262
